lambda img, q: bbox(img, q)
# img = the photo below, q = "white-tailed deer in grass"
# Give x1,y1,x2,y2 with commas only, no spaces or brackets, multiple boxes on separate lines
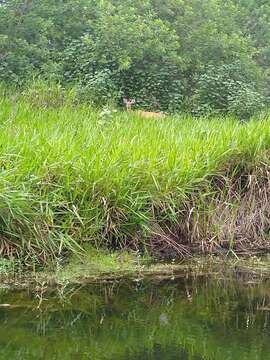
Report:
123,97,136,111
123,97,164,119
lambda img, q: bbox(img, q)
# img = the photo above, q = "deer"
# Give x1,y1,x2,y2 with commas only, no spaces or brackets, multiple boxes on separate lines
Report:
123,97,164,119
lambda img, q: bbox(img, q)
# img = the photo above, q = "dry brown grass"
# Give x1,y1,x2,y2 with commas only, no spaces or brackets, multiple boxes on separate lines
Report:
148,165,270,258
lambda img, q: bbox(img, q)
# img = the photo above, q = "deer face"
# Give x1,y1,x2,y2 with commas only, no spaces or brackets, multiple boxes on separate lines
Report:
123,97,136,111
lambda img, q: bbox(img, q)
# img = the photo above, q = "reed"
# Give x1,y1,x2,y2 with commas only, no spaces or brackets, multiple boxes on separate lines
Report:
0,95,270,263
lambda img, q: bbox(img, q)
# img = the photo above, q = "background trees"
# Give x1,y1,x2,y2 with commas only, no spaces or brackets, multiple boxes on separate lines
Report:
0,0,269,116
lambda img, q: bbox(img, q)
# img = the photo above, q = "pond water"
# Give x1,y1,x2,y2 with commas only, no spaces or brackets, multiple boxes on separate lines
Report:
0,274,270,359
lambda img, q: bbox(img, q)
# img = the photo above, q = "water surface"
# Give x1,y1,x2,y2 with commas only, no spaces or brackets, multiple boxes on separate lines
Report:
0,275,270,359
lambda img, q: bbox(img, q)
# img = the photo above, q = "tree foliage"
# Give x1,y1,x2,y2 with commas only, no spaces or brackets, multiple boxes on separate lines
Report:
0,0,269,116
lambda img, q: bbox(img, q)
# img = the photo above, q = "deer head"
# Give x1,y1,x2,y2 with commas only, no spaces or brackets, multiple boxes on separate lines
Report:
123,97,136,111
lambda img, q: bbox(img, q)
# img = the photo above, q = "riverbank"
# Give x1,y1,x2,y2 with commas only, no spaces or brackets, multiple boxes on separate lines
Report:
1,250,270,289
0,96,270,265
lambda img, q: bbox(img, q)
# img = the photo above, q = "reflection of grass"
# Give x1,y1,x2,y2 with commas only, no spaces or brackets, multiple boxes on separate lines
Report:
0,279,269,360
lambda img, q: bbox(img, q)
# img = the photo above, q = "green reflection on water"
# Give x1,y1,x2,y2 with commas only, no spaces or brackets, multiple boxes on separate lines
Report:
0,276,269,360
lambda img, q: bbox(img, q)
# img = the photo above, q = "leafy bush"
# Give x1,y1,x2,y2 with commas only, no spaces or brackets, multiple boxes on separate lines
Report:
119,64,185,112
192,63,266,118
0,0,270,116
228,85,266,119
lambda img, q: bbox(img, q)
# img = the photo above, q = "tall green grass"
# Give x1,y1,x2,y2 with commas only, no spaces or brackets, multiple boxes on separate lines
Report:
0,96,270,263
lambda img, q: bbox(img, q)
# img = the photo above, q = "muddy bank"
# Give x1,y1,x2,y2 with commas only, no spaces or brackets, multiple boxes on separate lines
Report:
1,255,270,290
149,167,270,258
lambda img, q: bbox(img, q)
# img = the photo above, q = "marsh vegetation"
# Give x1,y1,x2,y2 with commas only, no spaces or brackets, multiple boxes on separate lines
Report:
0,94,269,266
1,0,270,274
1,3,270,356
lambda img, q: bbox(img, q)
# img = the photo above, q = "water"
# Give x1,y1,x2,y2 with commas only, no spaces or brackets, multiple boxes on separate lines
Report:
0,275,270,359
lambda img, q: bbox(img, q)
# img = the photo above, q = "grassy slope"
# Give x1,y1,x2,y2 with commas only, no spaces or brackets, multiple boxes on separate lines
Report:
0,97,270,263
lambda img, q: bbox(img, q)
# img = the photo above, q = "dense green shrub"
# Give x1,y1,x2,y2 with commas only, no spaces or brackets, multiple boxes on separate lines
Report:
191,63,266,118
0,0,270,115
